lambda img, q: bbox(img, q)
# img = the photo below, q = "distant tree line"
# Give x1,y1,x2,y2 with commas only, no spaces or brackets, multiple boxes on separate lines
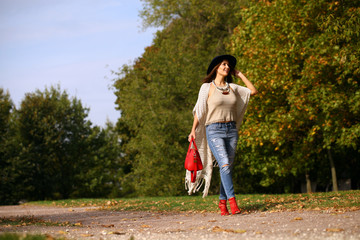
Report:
0,87,131,205
1,0,359,204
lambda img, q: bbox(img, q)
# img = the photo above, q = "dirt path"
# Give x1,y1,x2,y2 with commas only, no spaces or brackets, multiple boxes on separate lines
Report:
1,205,359,239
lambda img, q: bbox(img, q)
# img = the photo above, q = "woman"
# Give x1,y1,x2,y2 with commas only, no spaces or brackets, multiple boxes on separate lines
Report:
188,55,257,215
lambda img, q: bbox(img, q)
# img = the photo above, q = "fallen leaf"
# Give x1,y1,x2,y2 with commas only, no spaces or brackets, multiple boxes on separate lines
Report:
45,234,54,240
212,226,223,232
80,234,93,237
57,231,67,235
326,228,344,232
141,225,151,228
108,231,125,235
294,217,303,221
101,224,114,228
74,222,82,226
166,229,184,233
212,226,246,233
208,220,217,222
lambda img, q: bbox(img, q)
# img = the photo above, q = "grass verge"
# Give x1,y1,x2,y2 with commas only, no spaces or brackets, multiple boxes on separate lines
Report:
26,190,360,213
0,216,72,228
0,233,65,240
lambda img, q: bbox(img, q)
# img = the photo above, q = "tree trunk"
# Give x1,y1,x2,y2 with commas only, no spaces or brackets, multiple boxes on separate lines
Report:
328,149,338,192
305,173,312,193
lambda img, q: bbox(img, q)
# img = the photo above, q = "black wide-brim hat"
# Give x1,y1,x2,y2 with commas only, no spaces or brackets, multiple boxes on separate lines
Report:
207,55,237,75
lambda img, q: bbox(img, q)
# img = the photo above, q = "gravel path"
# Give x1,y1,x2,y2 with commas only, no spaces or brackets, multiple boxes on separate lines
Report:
0,205,359,239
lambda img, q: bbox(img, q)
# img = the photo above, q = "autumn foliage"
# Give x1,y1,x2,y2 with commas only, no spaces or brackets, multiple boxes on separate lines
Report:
1,0,359,203
114,0,360,196
230,0,360,192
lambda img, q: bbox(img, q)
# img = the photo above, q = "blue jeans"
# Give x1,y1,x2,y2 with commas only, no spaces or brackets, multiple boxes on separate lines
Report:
206,122,238,200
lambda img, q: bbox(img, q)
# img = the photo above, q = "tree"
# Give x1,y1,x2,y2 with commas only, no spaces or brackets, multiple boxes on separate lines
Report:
113,0,247,196
72,122,125,198
0,88,21,204
0,88,12,139
229,0,360,192
15,86,93,200
0,86,128,204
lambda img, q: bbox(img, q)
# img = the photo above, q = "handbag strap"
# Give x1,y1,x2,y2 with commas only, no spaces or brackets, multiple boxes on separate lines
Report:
187,138,193,153
190,137,199,152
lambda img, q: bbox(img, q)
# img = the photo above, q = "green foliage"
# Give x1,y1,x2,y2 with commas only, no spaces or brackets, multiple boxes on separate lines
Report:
0,89,12,138
229,0,360,191
0,88,20,204
114,0,245,196
14,86,92,200
0,86,125,204
114,0,360,196
2,0,359,202
72,122,125,198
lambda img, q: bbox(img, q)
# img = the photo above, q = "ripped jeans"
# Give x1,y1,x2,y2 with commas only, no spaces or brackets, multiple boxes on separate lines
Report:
206,122,238,200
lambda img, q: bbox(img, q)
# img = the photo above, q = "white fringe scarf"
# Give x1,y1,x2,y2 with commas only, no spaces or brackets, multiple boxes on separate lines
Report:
185,82,251,197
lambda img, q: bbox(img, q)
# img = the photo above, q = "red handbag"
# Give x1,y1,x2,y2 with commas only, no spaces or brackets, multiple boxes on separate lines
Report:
184,137,203,183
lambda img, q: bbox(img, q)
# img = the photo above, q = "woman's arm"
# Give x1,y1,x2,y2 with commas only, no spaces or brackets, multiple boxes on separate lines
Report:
188,112,199,142
234,70,258,96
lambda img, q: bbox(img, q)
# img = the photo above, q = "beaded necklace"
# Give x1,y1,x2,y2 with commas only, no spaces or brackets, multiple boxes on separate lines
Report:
212,80,230,95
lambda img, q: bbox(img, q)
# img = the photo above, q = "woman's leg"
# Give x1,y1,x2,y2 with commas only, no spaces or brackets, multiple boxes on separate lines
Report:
206,122,238,200
219,182,226,200
224,129,241,214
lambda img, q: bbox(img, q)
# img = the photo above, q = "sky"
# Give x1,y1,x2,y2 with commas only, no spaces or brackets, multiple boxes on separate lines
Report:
0,0,158,127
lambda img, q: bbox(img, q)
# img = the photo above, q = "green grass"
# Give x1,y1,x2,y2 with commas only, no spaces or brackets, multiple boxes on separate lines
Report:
0,216,73,227
26,190,360,213
0,217,71,240
0,233,64,240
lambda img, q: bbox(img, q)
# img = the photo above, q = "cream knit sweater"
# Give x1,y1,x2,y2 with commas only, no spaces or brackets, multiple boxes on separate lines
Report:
185,82,251,197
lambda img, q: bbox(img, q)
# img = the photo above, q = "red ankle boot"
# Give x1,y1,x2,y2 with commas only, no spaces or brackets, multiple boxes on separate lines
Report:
228,197,241,215
219,200,230,216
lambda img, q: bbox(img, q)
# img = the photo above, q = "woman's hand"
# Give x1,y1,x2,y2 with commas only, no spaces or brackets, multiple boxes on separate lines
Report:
188,131,196,142
232,69,241,77
232,69,258,96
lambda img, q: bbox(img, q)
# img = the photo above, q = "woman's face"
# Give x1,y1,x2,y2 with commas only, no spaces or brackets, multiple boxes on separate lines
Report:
216,60,231,77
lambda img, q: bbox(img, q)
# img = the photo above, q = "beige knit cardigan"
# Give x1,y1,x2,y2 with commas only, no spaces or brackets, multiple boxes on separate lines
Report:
185,82,252,197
